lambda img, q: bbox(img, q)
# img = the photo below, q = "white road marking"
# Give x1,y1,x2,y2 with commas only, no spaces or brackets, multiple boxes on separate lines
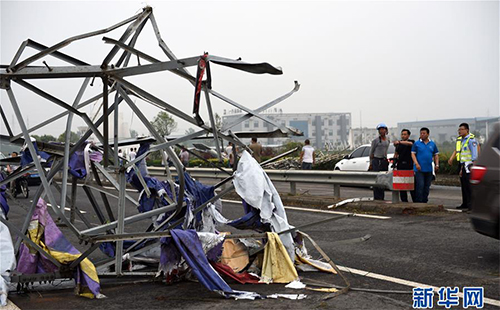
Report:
221,199,391,220
445,208,464,213
338,265,500,307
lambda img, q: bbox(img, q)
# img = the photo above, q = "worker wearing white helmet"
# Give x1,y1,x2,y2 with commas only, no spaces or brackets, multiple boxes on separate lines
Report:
369,123,390,200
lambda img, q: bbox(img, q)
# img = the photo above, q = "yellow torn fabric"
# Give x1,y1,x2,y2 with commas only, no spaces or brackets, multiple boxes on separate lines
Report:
296,254,337,274
307,287,339,293
260,232,298,284
26,220,100,299
220,238,249,273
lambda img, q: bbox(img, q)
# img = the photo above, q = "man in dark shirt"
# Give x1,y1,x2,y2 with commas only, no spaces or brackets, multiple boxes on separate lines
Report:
393,129,415,202
249,137,263,163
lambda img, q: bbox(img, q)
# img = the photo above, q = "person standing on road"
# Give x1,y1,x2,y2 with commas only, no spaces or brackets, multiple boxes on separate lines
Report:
411,127,439,203
447,123,478,210
300,139,315,170
179,147,190,167
225,142,233,168
394,129,415,202
369,123,390,200
128,148,137,161
248,137,263,163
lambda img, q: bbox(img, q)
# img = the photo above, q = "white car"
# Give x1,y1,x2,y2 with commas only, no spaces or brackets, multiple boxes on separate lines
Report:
335,144,395,171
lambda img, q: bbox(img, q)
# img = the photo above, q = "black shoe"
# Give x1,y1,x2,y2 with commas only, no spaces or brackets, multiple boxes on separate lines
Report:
456,205,468,210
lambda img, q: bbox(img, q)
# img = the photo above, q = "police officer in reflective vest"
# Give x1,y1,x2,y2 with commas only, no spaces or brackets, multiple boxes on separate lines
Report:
448,123,479,210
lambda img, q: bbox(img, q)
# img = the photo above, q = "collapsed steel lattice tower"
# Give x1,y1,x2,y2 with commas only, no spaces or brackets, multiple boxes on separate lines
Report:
0,7,302,279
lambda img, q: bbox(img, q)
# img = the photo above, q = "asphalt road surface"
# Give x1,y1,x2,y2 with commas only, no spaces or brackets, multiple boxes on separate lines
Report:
5,182,499,309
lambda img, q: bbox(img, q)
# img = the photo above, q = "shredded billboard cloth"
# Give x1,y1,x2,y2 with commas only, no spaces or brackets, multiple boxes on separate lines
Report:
161,229,261,299
232,151,295,262
0,209,15,306
16,199,104,299
260,232,298,284
0,173,9,217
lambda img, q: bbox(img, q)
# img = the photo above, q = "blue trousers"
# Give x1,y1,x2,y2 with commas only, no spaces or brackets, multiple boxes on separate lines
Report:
415,171,433,203
302,162,312,170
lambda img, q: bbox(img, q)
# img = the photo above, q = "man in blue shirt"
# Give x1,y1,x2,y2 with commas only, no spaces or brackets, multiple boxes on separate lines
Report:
411,127,439,203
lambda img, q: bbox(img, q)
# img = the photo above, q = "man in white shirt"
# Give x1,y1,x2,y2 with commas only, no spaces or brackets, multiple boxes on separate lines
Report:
300,139,315,170
128,148,136,161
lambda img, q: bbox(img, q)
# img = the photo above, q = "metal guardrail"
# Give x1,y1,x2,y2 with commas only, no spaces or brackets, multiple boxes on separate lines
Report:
148,167,395,200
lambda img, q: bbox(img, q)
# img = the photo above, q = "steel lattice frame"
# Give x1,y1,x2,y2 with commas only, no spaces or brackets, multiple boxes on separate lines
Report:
0,7,302,278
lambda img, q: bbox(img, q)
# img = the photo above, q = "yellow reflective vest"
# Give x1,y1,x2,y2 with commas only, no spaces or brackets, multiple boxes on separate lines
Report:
455,134,475,162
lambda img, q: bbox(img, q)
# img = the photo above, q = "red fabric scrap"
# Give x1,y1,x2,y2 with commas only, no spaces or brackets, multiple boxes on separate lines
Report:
210,262,260,284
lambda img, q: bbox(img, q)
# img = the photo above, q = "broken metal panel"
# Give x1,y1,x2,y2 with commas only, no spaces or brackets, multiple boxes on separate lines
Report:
208,55,283,75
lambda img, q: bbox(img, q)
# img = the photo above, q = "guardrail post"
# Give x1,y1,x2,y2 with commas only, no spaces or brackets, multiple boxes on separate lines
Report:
333,184,340,199
392,191,399,203
290,182,296,195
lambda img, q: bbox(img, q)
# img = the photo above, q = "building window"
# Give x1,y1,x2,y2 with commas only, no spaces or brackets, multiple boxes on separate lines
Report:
329,119,333,126
254,121,259,128
245,121,249,128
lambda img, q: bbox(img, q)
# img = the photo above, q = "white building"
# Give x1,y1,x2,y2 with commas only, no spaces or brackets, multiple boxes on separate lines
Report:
397,117,499,144
221,109,351,150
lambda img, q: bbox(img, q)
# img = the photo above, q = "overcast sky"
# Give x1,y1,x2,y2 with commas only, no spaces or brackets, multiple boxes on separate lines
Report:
1,0,498,138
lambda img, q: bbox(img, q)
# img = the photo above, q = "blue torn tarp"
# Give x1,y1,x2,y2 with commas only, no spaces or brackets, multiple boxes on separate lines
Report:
0,173,9,218
161,229,232,294
68,143,87,178
20,139,50,168
227,200,271,233
160,229,261,299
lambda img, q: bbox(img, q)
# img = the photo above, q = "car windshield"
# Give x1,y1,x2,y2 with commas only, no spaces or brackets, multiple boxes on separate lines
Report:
350,147,365,158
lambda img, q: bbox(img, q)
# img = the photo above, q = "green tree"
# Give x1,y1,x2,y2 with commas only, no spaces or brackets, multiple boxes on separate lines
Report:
280,140,303,157
57,131,79,143
150,112,177,138
32,134,57,143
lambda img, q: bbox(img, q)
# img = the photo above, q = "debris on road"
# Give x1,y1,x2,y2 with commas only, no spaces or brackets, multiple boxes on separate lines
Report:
328,197,374,209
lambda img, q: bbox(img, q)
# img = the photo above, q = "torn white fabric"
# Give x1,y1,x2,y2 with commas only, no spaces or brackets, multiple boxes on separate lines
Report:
197,232,225,254
200,203,229,233
267,294,307,300
0,211,16,307
233,151,295,262
285,280,306,290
